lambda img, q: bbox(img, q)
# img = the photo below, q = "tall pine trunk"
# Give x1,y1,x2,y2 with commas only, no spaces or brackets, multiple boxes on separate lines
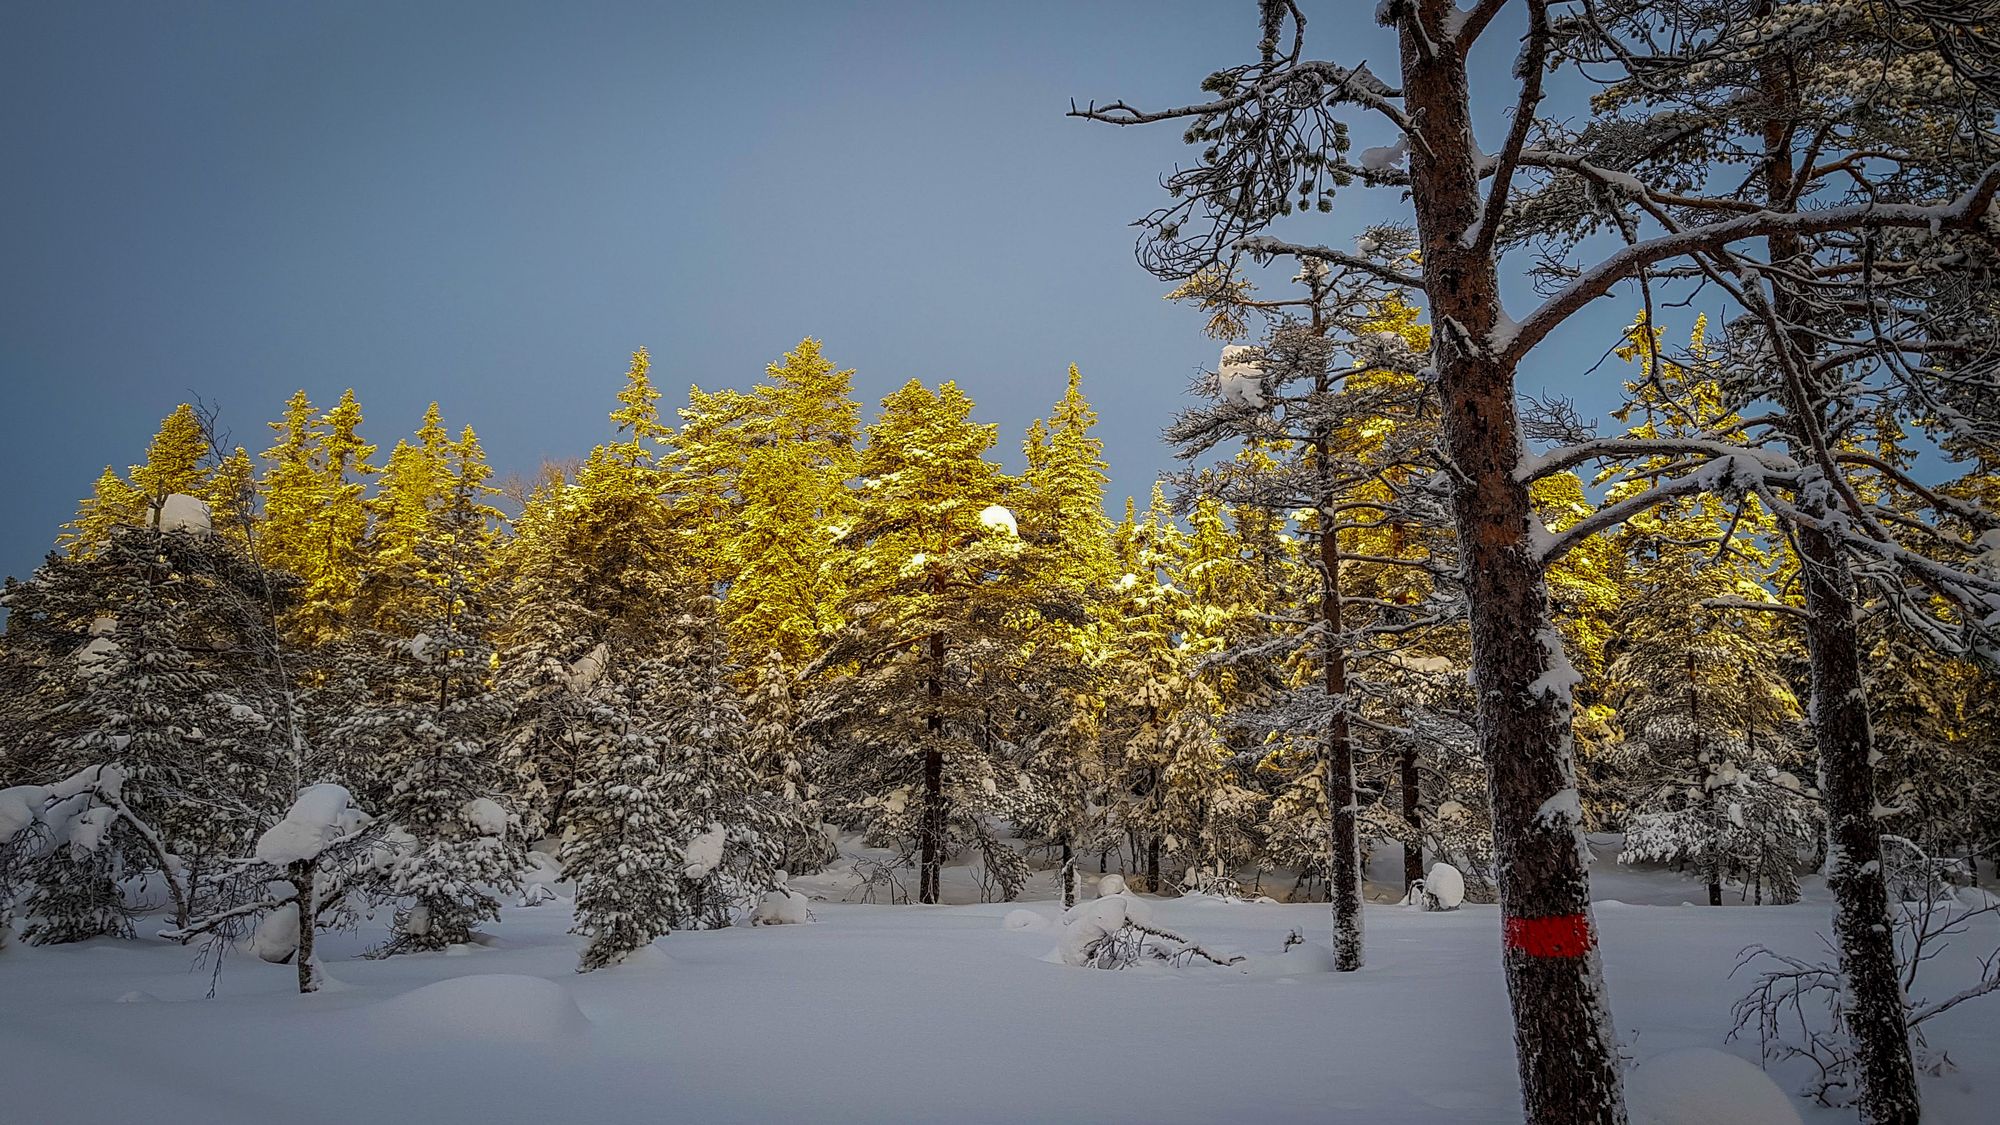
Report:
1318,443,1363,971
1399,5,1623,1120
1400,746,1424,895
920,626,945,905
1798,524,1919,1122
1756,44,1919,1118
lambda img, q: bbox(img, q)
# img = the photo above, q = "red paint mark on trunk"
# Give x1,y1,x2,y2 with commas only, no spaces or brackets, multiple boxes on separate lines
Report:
1505,913,1594,959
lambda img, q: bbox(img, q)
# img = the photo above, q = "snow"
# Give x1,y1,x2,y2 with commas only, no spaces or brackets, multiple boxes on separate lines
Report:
250,903,300,963
0,785,46,838
681,823,727,879
1421,862,1466,910
254,784,365,866
564,642,608,691
461,797,511,838
1625,1047,1802,1125
750,886,811,926
408,632,435,664
977,504,1019,538
74,634,119,669
1359,136,1407,172
1095,873,1129,898
373,975,590,1043
88,615,117,637
1534,788,1582,830
1056,890,1156,967
1216,345,1267,409
5,850,1999,1123
156,493,211,534
1525,627,1583,701
1002,908,1051,933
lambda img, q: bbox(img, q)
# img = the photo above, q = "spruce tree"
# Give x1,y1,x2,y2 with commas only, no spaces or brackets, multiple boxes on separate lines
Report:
563,648,684,970
806,380,1044,904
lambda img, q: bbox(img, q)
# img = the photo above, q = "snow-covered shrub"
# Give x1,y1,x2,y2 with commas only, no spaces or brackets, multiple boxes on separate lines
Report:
1057,890,1240,969
1413,861,1465,911
162,784,383,994
750,884,812,926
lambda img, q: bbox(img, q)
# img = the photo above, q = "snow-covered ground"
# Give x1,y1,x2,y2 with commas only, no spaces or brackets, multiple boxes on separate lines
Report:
5,840,1998,1124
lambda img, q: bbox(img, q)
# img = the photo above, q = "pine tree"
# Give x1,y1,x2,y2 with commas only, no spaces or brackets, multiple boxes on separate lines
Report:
492,351,683,837
259,389,379,643
562,649,684,971
1600,320,1817,905
58,467,144,559
806,380,1043,904
1013,366,1116,907
743,650,828,871
655,603,814,929
128,403,212,512
673,337,862,666
337,424,524,954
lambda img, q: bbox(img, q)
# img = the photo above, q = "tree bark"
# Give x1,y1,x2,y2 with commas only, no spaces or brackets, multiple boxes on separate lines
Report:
1798,524,1920,1124
1319,463,1363,972
1755,40,1919,1119
1060,838,1077,909
290,862,317,995
1398,5,1624,1120
1401,745,1424,895
920,625,946,905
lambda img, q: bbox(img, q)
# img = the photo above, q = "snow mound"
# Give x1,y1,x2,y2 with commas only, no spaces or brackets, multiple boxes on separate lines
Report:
1421,862,1465,910
157,493,211,534
114,990,159,1003
1002,909,1050,933
250,902,299,963
1625,1048,1801,1125
460,797,510,838
1095,874,1129,898
255,785,366,866
0,785,45,839
1217,346,1267,409
978,504,1019,538
681,823,726,879
752,886,811,926
373,975,589,1043
1057,892,1154,967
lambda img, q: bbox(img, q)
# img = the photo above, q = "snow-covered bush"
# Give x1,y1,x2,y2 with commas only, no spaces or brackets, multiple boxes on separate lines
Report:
1056,888,1240,970
163,784,383,994
1412,862,1465,911
750,880,812,926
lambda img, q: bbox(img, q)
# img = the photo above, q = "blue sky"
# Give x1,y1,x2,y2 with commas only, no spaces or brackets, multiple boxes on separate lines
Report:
1,1,1653,584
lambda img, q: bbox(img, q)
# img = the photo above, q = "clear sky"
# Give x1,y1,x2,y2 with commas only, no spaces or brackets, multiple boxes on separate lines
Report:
1,0,1645,585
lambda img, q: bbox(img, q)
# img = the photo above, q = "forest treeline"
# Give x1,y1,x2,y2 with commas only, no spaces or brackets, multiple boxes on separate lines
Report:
1,313,1993,979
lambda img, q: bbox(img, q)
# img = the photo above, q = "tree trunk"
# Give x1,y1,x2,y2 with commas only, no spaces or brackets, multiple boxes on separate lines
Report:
1799,524,1920,1124
920,626,946,905
1398,5,1624,1120
290,862,317,995
1754,41,1918,1118
1401,745,1424,895
1060,838,1077,909
1145,833,1160,894
1319,483,1363,971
